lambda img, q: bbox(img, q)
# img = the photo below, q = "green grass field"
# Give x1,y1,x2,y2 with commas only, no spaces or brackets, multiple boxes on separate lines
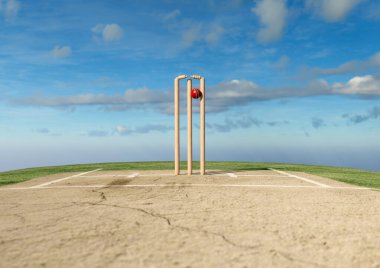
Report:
1,161,380,189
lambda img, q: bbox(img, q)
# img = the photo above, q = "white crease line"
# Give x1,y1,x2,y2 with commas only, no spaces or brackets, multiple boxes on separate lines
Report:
80,174,177,177
76,172,287,178
33,184,321,188
127,173,139,178
30,169,102,188
234,175,289,177
1,184,372,190
80,175,131,177
269,168,331,188
139,174,175,177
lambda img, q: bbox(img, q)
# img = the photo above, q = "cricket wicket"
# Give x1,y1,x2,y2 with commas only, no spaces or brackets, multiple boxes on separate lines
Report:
174,75,206,175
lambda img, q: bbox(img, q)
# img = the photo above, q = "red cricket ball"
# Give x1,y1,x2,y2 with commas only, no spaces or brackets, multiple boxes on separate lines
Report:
191,88,202,99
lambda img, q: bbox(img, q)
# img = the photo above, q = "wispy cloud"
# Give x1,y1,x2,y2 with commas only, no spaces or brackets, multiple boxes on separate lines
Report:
92,23,124,42
0,0,20,22
343,106,380,124
35,128,50,134
366,3,380,20
115,124,171,135
88,130,109,137
92,117,284,136
55,77,128,89
208,115,288,132
208,0,244,11
16,88,167,107
311,117,326,129
298,51,380,79
162,9,181,21
52,46,72,59
12,75,380,114
206,79,332,112
205,23,225,45
178,22,226,49
33,128,61,136
309,49,331,59
252,0,287,43
161,10,226,52
306,0,364,22
273,55,289,69
180,24,202,49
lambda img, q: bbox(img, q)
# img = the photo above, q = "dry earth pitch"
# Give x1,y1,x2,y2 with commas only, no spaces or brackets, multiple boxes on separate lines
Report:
1,169,380,267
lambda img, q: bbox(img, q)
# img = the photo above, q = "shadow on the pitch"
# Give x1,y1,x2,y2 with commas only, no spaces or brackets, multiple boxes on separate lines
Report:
107,179,132,185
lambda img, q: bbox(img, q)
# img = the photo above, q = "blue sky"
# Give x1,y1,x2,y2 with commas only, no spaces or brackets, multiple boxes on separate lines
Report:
1,0,380,171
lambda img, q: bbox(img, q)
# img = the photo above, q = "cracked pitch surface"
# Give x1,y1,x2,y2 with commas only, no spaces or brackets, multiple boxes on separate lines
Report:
1,171,380,267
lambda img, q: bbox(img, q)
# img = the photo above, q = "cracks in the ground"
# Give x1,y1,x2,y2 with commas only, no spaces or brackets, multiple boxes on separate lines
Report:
77,201,259,251
1,203,22,210
80,186,259,251
153,177,162,182
175,224,260,251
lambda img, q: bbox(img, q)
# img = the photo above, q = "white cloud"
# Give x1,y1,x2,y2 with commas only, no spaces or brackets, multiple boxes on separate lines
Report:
103,24,124,42
333,75,380,95
179,22,225,49
273,55,289,69
369,52,380,66
252,0,287,43
13,75,380,114
263,48,277,55
17,88,168,108
212,80,260,99
205,24,225,45
115,125,129,135
309,49,331,59
115,124,171,135
162,9,181,20
180,24,202,49
367,3,380,20
92,23,124,42
91,24,104,34
165,16,225,50
204,79,331,112
306,0,364,22
299,51,380,79
0,0,20,21
52,46,72,59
